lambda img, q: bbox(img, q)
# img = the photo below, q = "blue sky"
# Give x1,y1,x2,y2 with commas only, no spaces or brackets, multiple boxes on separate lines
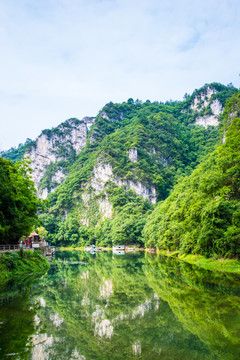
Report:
0,0,240,150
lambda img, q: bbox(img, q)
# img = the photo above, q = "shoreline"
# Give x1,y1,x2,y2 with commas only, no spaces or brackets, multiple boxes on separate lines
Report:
156,250,240,275
58,246,240,274
0,250,50,284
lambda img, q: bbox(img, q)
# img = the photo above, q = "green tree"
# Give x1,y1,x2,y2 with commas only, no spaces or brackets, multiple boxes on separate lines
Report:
0,158,39,244
143,91,240,258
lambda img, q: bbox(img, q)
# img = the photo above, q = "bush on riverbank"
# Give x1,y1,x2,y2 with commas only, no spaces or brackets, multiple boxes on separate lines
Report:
156,250,240,274
0,250,50,283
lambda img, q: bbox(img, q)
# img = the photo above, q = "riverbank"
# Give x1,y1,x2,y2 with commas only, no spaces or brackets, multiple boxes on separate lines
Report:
0,249,50,284
157,250,240,274
57,246,240,274
59,246,147,252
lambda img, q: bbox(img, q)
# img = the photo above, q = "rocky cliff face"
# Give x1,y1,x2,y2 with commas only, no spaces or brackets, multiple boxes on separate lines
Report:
90,161,156,203
79,160,157,226
128,148,138,162
25,117,95,198
191,86,223,128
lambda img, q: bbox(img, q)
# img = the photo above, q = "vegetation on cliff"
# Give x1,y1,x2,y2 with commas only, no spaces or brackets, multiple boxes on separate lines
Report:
143,91,240,258
35,83,236,250
1,82,238,257
37,83,238,249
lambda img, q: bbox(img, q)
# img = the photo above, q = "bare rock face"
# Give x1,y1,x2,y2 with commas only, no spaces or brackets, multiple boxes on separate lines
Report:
25,117,95,198
83,116,95,131
98,197,113,220
90,161,157,204
210,98,223,115
128,148,138,162
190,86,218,111
195,115,219,127
191,86,223,128
78,159,157,226
116,178,157,204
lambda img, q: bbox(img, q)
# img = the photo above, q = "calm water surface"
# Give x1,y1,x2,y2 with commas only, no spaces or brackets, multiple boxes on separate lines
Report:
0,251,240,360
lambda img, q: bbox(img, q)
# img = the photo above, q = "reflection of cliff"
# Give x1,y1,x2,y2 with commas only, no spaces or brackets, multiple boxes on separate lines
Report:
1,253,239,359
144,257,240,360
31,252,214,360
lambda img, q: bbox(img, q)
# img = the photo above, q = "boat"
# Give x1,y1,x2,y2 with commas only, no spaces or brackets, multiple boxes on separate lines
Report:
113,245,125,255
84,244,96,252
112,250,125,255
113,245,125,250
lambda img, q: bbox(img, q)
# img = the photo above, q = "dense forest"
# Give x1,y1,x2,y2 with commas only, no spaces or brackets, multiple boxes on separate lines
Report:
144,91,240,258
1,83,239,259
0,158,39,244
37,83,238,253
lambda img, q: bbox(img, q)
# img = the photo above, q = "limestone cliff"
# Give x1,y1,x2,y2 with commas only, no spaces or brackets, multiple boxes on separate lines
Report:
190,85,223,128
25,117,95,198
78,159,157,227
90,161,156,203
2,82,237,247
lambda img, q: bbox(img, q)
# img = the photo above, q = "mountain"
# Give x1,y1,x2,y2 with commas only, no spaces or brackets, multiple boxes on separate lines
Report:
143,90,240,258
1,117,95,198
1,82,237,249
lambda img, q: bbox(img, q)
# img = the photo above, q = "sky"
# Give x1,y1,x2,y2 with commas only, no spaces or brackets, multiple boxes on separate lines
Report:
0,0,240,151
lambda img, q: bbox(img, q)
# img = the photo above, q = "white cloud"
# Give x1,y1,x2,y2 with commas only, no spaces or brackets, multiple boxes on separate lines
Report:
0,0,240,150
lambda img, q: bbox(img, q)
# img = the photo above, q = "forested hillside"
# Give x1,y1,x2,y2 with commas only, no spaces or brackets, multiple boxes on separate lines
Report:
1,82,238,253
143,91,240,258
36,83,237,248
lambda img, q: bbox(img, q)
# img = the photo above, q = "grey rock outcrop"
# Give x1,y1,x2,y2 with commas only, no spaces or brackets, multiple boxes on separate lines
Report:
25,117,95,198
128,148,138,162
191,86,223,128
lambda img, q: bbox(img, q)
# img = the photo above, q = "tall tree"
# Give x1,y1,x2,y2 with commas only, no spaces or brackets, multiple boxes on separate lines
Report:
0,158,39,244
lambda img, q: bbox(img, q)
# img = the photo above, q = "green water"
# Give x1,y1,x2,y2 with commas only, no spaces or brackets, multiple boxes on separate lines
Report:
0,251,240,360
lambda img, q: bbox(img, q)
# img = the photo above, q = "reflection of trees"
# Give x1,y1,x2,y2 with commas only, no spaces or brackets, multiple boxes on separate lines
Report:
31,251,215,359
0,276,39,359
144,256,240,360
1,252,239,359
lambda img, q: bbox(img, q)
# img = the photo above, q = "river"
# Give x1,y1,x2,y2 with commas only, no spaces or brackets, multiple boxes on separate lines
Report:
0,250,240,359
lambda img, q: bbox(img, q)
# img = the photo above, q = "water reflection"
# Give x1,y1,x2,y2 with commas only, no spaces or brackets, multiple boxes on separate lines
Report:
0,251,239,359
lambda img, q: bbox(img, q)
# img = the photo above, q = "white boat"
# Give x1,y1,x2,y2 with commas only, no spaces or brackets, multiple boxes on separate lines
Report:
112,250,125,255
84,244,96,252
113,245,125,250
84,247,92,252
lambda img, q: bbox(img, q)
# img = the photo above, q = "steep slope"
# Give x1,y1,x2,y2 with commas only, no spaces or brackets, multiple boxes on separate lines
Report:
25,117,95,198
1,117,95,198
1,83,235,200
38,84,237,247
1,82,237,247
143,91,240,258
190,83,233,127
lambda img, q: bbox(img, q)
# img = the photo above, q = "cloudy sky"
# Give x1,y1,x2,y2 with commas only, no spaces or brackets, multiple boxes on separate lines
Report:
0,0,240,150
